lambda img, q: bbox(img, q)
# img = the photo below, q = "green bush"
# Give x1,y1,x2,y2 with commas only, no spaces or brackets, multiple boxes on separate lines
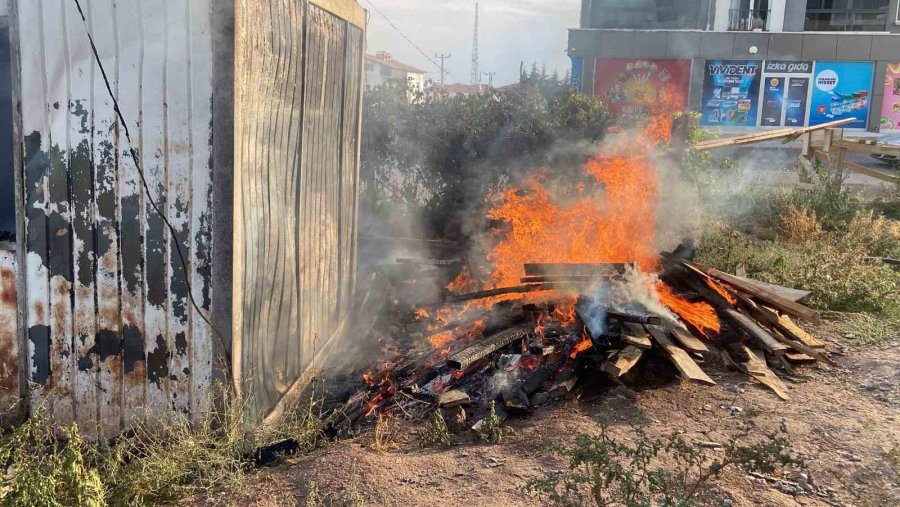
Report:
526,424,798,507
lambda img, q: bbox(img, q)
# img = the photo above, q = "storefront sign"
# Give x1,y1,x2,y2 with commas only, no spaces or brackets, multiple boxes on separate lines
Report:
809,61,873,130
880,63,900,131
759,60,813,127
593,59,691,120
700,60,762,127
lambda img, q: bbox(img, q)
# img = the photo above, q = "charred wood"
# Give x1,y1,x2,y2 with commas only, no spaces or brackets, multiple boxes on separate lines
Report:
447,326,531,370
524,263,634,277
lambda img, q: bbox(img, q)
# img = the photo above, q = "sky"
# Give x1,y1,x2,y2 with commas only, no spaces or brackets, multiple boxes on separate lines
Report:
362,0,581,87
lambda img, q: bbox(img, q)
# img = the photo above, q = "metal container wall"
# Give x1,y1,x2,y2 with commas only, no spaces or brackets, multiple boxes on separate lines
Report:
233,0,365,420
11,0,215,437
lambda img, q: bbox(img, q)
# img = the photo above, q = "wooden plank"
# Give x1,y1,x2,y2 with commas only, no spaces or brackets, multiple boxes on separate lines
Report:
834,138,900,157
814,150,900,184
726,275,812,304
645,325,715,385
687,262,820,323
601,345,644,377
523,263,633,277
622,333,652,349
669,327,709,353
447,326,529,370
725,308,788,355
692,118,856,151
770,310,826,348
728,342,790,400
741,301,834,365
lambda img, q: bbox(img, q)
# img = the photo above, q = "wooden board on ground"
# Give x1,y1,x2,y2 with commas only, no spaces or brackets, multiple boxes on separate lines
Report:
645,325,716,385
601,346,644,377
669,327,709,353
727,275,812,304
773,311,826,348
622,322,653,348
729,342,790,400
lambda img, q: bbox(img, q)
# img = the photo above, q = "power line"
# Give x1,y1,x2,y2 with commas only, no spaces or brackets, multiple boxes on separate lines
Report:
363,0,462,83
436,53,452,87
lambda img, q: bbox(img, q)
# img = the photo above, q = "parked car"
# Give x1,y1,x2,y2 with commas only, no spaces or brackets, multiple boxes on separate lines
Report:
870,133,900,167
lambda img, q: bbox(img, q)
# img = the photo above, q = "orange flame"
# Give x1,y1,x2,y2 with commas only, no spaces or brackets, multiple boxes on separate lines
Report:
569,336,594,359
655,281,720,337
705,278,738,306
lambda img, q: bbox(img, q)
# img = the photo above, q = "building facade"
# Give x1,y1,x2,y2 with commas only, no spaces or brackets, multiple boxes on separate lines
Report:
365,51,427,101
571,0,900,131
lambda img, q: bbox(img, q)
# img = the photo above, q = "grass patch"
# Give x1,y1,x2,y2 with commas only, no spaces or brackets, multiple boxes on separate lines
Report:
0,385,328,506
833,313,900,346
526,423,799,507
420,410,453,448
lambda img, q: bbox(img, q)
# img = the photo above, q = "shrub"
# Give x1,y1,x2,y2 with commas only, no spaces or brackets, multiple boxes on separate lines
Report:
526,424,798,507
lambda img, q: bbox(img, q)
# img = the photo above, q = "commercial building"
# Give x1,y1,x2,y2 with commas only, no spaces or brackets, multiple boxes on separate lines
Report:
570,1,900,131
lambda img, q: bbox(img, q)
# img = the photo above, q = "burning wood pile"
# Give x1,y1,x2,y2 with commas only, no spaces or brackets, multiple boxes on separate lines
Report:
333,251,831,434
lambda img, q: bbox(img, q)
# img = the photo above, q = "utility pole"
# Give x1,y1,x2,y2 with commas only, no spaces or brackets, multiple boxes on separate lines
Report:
471,1,480,85
482,71,496,87
435,53,452,87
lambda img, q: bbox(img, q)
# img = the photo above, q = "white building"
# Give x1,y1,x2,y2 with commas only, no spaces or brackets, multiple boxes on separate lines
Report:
365,51,427,101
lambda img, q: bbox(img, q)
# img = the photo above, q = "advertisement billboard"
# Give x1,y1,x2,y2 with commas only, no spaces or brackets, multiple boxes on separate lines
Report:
880,62,900,131
759,61,813,128
593,59,691,121
809,61,874,130
700,60,762,127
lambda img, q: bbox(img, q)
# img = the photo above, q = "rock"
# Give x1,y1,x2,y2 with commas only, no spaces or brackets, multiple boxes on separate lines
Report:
780,484,797,495
697,441,724,449
721,499,734,507
729,405,743,414
702,404,713,412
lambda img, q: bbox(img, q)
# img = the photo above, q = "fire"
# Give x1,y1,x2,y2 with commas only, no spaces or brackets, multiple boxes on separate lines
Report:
569,336,594,359
655,281,720,337
705,277,738,306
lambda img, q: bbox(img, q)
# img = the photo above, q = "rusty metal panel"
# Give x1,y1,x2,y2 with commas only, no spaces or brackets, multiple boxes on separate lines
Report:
234,0,365,420
12,0,216,436
0,250,19,421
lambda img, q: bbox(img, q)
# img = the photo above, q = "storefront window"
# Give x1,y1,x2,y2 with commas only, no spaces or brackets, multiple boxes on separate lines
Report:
805,0,890,32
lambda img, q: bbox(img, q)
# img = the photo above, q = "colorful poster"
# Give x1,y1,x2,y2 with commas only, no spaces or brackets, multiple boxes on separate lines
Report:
785,78,811,127
759,60,813,127
700,60,762,127
809,61,874,130
593,59,691,120
880,63,900,131
760,77,785,127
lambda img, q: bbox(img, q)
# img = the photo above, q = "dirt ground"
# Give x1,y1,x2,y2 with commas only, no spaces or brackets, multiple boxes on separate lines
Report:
197,325,900,507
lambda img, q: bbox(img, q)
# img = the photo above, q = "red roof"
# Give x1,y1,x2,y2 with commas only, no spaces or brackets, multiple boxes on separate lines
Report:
366,53,427,75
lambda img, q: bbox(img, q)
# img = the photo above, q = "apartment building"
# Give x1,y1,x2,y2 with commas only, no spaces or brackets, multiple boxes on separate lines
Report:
570,0,900,131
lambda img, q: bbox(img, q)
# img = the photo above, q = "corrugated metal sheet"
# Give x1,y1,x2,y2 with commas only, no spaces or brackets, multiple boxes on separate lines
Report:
0,250,19,423
234,0,365,420
12,0,215,437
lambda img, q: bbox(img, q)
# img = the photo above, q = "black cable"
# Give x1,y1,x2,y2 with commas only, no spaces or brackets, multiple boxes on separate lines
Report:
71,0,232,375
362,0,462,83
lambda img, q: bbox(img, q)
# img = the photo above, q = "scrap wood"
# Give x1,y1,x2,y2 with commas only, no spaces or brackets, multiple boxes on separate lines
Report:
669,327,709,353
726,274,812,304
448,326,530,370
524,263,634,276
770,310,826,348
740,299,835,365
622,323,653,349
727,342,790,400
684,261,821,324
521,275,616,283
645,325,716,386
607,311,665,326
691,118,855,151
725,308,788,355
441,282,594,304
601,345,644,377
